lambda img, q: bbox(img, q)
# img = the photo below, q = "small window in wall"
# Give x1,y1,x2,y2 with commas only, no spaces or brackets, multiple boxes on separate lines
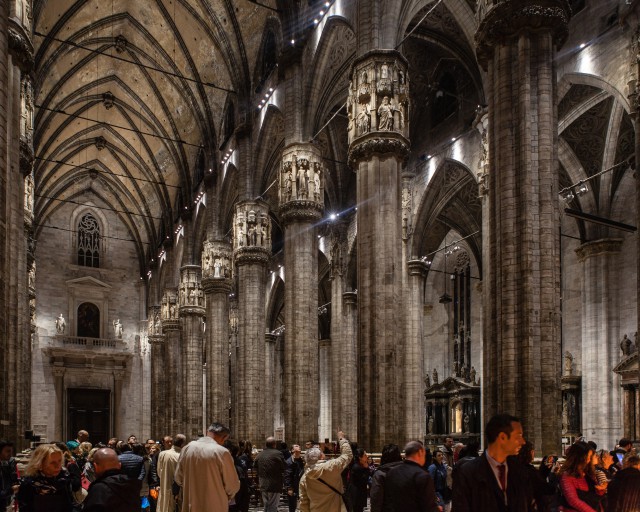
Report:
77,213,100,267
77,302,100,338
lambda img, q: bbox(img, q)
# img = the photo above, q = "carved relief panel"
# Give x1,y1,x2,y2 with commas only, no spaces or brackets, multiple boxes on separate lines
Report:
161,290,179,321
348,55,410,145
233,202,271,251
279,144,324,208
147,305,162,336
202,240,232,280
179,266,204,309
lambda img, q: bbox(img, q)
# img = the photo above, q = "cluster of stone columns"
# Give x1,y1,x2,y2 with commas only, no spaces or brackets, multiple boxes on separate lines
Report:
476,0,570,454
0,0,35,446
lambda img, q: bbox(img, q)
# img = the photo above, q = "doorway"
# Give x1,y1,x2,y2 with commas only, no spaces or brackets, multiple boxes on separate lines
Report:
67,388,111,444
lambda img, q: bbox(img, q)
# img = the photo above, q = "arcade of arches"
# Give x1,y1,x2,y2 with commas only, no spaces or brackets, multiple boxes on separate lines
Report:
0,0,639,455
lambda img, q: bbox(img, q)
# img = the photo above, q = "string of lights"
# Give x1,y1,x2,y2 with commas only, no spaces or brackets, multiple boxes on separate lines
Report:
559,158,633,202
33,31,235,94
36,104,204,149
34,155,183,189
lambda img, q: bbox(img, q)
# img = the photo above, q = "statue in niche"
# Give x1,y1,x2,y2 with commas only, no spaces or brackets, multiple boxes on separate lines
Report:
214,259,222,278
621,334,633,356
358,70,370,99
154,314,161,333
25,175,34,212
432,368,438,384
203,250,212,273
162,300,169,319
284,168,293,201
180,287,186,305
563,351,573,375
356,104,371,135
453,360,459,377
248,225,257,246
463,414,470,433
55,314,66,335
470,366,476,385
427,416,434,434
189,287,197,305
170,304,177,319
238,223,245,247
148,317,154,335
424,373,431,388
198,290,204,306
377,96,397,131
113,319,123,339
313,168,321,202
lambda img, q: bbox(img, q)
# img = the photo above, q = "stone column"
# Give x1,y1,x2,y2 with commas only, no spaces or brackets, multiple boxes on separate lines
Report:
233,200,271,441
147,304,165,437
161,289,181,435
576,239,622,448
202,240,233,428
113,370,125,438
52,366,65,442
348,51,410,448
229,299,238,432
280,143,324,443
264,333,277,437
318,339,331,441
329,223,357,437
179,265,205,438
622,386,633,439
341,291,358,440
406,260,429,440
476,0,570,454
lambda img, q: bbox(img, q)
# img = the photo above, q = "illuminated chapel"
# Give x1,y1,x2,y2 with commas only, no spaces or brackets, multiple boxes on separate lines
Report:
0,0,639,454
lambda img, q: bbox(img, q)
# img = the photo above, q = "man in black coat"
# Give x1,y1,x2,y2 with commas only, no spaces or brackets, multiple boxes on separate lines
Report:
254,436,286,512
383,441,440,512
452,414,535,512
83,448,142,512
284,444,305,512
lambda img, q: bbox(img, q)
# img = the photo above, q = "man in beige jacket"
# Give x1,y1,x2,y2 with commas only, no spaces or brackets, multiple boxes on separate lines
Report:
156,434,185,512
299,431,353,512
174,423,240,512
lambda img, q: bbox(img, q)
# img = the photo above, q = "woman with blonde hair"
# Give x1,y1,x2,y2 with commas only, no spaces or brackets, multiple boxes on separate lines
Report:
16,444,74,512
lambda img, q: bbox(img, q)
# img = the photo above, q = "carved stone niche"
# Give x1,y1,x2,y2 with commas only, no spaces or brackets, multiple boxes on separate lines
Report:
161,290,179,328
233,201,271,261
147,305,161,336
179,265,204,314
279,143,324,224
348,50,410,147
202,240,232,281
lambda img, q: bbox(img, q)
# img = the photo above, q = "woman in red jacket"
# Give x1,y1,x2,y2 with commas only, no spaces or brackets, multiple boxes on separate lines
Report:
559,442,606,512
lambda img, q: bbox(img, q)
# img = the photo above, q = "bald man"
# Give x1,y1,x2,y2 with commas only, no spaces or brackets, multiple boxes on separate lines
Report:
83,448,141,512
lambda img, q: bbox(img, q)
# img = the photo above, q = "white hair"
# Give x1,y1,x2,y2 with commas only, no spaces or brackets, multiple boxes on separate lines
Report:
305,447,322,465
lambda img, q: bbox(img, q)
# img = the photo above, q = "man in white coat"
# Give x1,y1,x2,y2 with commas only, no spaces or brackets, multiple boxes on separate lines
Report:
174,423,240,512
157,434,185,512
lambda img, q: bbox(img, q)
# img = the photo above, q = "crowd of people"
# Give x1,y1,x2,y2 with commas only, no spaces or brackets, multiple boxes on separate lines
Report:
0,415,639,512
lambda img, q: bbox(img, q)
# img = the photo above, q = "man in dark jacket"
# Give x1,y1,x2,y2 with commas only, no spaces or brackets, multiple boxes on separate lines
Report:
118,443,146,480
254,436,285,512
452,414,534,512
370,443,403,512
83,448,141,512
284,444,304,512
0,440,18,510
383,441,440,512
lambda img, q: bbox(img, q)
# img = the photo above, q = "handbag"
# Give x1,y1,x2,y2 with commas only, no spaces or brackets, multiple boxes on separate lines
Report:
317,477,349,509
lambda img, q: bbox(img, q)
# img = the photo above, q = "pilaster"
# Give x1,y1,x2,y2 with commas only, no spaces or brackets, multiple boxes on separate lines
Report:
576,239,623,448
148,305,165,437
348,49,409,448
406,260,429,440
476,0,569,454
179,265,205,438
201,240,233,427
161,289,181,435
233,200,271,441
280,143,323,443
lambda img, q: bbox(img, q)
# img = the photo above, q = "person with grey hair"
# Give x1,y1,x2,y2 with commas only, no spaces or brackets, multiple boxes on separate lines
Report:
174,423,239,512
299,430,353,512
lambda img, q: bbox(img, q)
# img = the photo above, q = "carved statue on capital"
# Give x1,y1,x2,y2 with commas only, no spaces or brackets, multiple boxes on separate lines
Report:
202,240,232,281
162,290,179,322
179,266,204,312
279,145,325,224
348,54,410,146
233,202,271,256
563,351,573,376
